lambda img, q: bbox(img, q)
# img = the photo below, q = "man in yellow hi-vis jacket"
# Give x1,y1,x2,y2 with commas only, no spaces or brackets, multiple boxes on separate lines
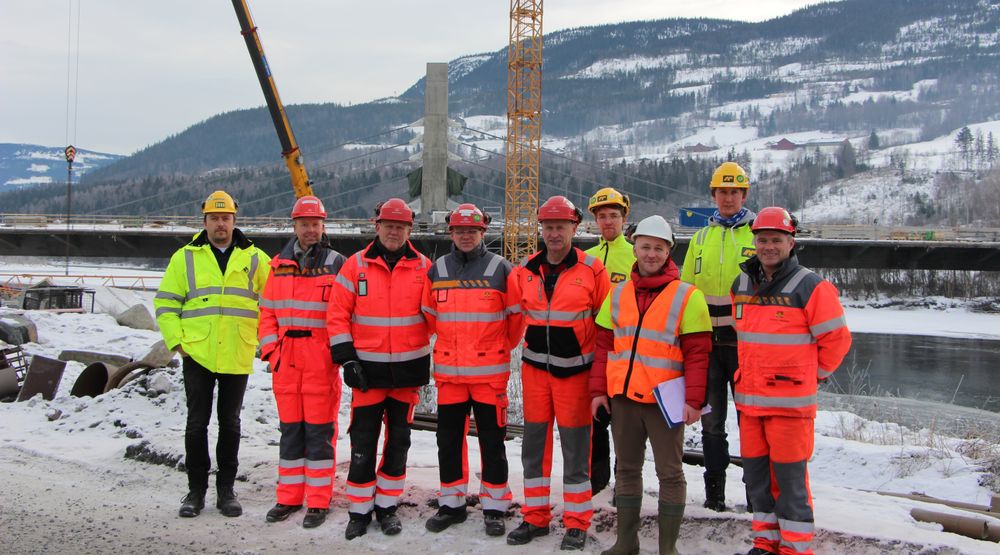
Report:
154,190,270,520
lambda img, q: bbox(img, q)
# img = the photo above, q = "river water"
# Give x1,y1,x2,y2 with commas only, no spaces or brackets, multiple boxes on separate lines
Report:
827,333,1000,413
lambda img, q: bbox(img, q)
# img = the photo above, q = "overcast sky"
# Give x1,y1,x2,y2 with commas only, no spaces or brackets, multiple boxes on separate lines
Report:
1,1,832,154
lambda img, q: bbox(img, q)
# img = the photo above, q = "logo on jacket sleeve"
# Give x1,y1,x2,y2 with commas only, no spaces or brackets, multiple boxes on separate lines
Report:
609,272,627,283
741,247,756,258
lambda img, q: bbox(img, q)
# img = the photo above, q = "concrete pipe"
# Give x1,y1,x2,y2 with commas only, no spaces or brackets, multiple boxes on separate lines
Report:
911,508,1000,542
104,361,155,393
70,362,114,397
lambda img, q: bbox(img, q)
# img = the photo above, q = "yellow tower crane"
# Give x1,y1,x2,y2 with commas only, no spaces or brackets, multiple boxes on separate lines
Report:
503,0,543,262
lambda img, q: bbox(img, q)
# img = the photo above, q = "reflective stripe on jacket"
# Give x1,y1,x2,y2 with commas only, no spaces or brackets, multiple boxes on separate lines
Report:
327,240,431,388
513,247,611,378
258,238,346,365
584,233,635,285
601,280,703,403
154,229,270,374
680,212,755,343
731,255,852,417
423,243,525,384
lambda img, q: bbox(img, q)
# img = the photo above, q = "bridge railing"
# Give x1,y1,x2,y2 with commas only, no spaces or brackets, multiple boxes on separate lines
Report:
2,214,1000,243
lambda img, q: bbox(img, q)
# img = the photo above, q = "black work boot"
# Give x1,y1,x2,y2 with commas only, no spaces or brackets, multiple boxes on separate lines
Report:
703,475,728,512
506,521,549,545
265,503,302,522
178,490,205,518
425,506,468,533
483,510,506,537
345,514,371,540
560,528,587,550
738,548,778,555
377,508,402,536
216,486,242,517
302,508,328,529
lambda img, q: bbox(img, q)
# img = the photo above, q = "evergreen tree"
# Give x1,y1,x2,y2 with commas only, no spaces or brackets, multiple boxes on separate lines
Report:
868,130,881,150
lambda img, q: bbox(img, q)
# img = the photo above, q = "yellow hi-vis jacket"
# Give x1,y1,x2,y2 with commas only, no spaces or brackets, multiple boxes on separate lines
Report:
585,233,635,285
154,229,270,374
680,211,755,344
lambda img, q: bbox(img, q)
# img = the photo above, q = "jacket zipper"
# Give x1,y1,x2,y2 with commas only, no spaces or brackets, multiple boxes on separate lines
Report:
620,308,646,397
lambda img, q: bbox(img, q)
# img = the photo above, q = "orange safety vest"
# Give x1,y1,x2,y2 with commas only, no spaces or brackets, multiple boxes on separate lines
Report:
514,247,611,378
732,256,851,417
423,243,525,384
327,241,432,389
606,279,695,403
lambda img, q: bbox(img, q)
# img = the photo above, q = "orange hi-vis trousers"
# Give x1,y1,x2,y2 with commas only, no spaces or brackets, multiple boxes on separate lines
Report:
343,387,418,517
741,415,816,555
520,363,593,531
272,335,341,510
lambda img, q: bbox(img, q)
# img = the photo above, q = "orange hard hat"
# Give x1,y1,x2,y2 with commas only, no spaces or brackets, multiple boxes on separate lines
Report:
374,198,414,224
291,196,327,219
751,207,797,235
446,203,490,230
537,196,582,223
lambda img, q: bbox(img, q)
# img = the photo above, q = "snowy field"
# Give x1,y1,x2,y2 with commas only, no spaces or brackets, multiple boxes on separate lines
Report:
2,271,1000,552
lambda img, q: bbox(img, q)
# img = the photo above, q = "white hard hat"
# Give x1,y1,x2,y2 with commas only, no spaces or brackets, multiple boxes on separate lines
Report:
632,215,674,246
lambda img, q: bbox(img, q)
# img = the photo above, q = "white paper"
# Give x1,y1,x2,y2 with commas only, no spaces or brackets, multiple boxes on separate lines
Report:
652,377,711,427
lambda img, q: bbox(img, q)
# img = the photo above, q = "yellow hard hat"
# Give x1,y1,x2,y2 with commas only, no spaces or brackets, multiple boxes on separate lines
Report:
202,190,238,214
587,187,630,216
710,162,750,190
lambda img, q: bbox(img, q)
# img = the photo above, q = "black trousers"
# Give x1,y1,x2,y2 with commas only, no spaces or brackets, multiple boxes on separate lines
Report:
437,399,508,488
701,345,740,479
182,357,249,492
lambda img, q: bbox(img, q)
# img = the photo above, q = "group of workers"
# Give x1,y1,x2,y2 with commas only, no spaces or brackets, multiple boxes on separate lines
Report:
153,160,851,555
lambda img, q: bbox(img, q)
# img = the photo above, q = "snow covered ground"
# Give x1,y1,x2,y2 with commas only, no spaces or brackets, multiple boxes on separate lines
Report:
1,277,999,552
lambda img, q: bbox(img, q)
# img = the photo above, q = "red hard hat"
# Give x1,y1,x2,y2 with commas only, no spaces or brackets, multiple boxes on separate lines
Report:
751,206,797,235
291,195,327,219
537,195,582,223
446,203,490,230
374,197,414,224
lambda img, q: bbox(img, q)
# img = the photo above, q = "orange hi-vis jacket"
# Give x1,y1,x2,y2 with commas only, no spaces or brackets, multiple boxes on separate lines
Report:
259,239,346,364
327,241,432,388
731,255,851,418
604,279,702,402
423,242,525,384
514,247,611,378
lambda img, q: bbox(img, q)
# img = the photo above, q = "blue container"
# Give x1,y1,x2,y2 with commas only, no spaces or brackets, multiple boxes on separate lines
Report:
679,207,715,228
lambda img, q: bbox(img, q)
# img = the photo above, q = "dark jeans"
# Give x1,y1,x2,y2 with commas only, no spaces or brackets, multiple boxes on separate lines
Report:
700,344,739,479
182,357,249,493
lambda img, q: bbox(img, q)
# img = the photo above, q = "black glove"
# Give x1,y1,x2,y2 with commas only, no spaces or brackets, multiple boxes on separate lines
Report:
594,405,611,426
342,360,369,392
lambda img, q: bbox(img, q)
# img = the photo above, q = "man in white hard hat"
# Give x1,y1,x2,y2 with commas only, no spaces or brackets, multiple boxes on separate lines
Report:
590,215,712,555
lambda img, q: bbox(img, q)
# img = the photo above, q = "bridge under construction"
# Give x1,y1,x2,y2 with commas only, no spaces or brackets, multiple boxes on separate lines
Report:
1,214,999,271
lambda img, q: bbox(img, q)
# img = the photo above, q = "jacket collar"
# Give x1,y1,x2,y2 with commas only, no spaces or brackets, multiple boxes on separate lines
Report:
709,209,756,229
524,245,579,275
597,233,629,249
189,227,253,250
452,241,487,264
630,259,679,290
363,239,419,261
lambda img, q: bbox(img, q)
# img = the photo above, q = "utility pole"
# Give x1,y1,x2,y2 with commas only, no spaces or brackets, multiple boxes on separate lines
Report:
64,145,76,276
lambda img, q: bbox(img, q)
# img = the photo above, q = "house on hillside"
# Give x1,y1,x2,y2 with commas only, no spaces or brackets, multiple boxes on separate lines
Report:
683,143,715,153
769,138,851,152
770,138,799,150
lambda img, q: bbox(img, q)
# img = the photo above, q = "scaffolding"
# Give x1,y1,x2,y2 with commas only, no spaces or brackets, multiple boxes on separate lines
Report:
503,0,543,263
